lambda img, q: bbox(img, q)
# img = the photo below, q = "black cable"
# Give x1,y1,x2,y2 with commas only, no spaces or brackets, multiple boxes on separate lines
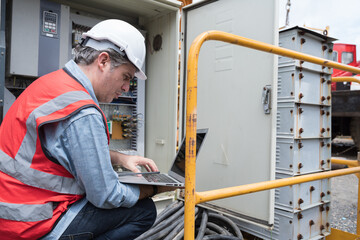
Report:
206,222,231,236
208,213,243,238
135,204,184,240
195,209,208,240
153,201,183,227
202,235,243,240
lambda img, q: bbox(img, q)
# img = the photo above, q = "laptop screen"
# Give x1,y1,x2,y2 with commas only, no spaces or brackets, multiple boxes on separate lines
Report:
170,129,207,178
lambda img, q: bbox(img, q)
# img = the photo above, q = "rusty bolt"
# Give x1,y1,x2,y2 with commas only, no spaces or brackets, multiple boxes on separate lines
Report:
327,191,331,195
327,96,331,101
322,65,326,69
321,128,326,133
326,222,330,228
310,186,315,192
299,108,304,114
321,77,326,83
321,160,325,165
327,128,330,132
289,201,293,205
292,73,295,77
320,192,325,198
326,206,330,211
298,142,303,149
291,91,294,96
321,96,326,102
292,37,295,41
297,234,303,240
327,80,332,84
298,198,304,205
327,159,331,163
309,220,315,226
299,93,304,99
300,38,306,44
326,111,330,116
320,205,325,211
298,213,303,220
322,45,328,51
299,128,304,134
298,163,303,169
320,110,325,115
320,141,325,147
289,164,293,168
327,143,331,148
320,225,325,231
299,73,304,79
290,145,293,149
290,109,293,114
290,128,293,132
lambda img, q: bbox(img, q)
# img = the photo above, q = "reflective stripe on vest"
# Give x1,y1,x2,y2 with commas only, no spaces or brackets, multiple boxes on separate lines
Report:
0,91,92,195
0,201,53,222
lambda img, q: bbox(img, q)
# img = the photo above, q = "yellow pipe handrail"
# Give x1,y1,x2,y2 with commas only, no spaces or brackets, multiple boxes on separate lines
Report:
185,30,360,240
332,76,360,84
195,166,360,204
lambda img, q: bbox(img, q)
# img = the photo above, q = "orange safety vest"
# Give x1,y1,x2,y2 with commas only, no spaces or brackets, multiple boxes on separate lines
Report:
0,68,110,239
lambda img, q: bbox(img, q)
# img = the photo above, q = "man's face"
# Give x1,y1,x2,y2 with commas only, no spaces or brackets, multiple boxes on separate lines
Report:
97,61,136,103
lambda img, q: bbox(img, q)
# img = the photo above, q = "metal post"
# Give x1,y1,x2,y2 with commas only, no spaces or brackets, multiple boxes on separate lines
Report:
0,0,6,123
357,152,360,235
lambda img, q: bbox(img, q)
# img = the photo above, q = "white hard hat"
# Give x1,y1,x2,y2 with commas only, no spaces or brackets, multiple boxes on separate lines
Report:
82,19,147,80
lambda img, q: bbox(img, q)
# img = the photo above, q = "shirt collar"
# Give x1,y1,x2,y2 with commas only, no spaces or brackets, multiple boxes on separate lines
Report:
64,60,99,105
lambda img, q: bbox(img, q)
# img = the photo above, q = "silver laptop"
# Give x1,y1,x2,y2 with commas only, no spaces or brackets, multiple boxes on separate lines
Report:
118,128,208,187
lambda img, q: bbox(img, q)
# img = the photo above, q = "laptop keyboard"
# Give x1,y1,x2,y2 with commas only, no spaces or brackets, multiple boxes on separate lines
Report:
143,174,178,183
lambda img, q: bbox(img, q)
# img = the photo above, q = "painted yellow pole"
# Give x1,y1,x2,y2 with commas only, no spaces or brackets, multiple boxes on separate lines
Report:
332,76,360,84
194,166,360,204
184,30,360,240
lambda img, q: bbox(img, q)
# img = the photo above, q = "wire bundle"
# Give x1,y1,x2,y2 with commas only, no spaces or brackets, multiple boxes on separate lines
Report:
135,200,243,240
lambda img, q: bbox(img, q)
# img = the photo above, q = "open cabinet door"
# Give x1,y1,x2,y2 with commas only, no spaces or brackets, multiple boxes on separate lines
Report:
181,0,278,225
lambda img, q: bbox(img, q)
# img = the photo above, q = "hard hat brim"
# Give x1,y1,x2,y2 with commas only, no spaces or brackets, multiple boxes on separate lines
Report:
135,69,147,81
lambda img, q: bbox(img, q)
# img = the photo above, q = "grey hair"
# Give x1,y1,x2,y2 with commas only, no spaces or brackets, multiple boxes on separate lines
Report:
73,45,130,70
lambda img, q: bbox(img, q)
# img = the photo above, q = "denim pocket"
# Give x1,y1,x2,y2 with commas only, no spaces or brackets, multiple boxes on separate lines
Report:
59,232,94,240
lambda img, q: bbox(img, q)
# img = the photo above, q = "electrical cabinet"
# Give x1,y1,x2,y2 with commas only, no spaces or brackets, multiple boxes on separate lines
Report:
6,0,181,166
181,0,278,225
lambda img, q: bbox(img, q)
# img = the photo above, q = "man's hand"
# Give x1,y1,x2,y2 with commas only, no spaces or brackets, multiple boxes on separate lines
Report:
110,150,158,173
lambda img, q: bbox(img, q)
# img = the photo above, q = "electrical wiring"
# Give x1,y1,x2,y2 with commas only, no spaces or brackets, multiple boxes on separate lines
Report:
136,200,243,240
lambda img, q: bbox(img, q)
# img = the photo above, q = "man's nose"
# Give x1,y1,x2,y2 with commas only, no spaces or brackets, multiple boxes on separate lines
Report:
122,83,130,92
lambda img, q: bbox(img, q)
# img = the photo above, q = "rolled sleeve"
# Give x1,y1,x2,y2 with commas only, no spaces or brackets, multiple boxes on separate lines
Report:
43,107,140,209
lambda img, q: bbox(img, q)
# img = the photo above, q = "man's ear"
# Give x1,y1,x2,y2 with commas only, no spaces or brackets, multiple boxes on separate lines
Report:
97,52,110,71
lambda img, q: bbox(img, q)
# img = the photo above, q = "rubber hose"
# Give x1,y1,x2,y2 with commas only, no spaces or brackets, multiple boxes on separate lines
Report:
173,229,185,240
208,213,243,238
195,209,208,240
135,205,184,240
202,235,243,240
206,222,231,235
148,207,199,240
153,201,183,227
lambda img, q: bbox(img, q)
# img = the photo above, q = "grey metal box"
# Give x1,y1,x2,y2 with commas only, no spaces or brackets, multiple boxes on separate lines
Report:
276,138,331,175
279,27,335,74
277,102,331,139
278,66,332,105
275,173,330,212
273,203,331,240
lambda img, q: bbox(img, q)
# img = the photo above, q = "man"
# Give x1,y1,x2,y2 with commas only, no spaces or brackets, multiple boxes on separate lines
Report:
0,19,175,239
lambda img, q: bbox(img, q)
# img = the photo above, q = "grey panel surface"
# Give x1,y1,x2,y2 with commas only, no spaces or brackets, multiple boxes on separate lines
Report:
183,0,278,223
59,4,71,68
144,11,179,172
10,0,40,76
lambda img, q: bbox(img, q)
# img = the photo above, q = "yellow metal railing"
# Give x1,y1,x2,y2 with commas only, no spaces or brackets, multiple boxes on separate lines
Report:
184,30,360,240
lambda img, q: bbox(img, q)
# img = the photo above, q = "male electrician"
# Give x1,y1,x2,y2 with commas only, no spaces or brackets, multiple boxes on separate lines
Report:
0,19,174,239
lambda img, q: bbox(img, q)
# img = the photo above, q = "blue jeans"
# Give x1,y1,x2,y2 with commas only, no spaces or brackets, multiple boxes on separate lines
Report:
59,198,156,240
